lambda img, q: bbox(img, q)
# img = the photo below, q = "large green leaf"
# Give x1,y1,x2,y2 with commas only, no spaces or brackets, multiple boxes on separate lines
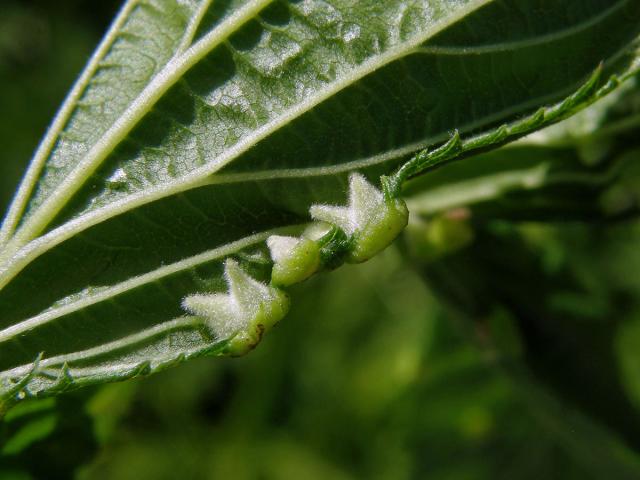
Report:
1,0,640,409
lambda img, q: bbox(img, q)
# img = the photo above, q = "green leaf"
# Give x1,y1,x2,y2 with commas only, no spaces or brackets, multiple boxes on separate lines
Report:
402,69,640,224
1,0,640,407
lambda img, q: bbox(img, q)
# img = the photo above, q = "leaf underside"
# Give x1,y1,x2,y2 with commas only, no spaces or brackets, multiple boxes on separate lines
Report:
1,0,640,406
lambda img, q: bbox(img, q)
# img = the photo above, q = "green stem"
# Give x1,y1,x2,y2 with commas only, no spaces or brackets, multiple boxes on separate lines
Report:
386,62,640,198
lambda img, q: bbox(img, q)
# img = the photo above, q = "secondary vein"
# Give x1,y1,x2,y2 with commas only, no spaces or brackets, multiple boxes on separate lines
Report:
1,0,275,263
0,0,494,289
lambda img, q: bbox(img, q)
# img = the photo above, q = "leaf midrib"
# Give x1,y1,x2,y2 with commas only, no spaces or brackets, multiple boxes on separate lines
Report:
1,0,276,260
0,50,627,295
3,50,635,347
0,0,532,290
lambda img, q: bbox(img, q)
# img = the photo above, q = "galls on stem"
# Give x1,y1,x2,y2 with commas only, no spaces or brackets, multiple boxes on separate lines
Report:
267,235,321,288
310,173,408,263
182,259,289,356
182,174,409,356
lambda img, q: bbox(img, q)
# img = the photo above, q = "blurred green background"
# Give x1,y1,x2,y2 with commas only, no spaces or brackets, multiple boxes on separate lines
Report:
3,1,640,479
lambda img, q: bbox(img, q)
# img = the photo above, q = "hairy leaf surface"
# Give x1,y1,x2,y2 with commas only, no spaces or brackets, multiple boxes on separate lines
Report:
1,0,640,406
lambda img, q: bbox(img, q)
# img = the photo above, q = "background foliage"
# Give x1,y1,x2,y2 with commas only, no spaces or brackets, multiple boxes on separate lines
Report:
3,1,640,479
